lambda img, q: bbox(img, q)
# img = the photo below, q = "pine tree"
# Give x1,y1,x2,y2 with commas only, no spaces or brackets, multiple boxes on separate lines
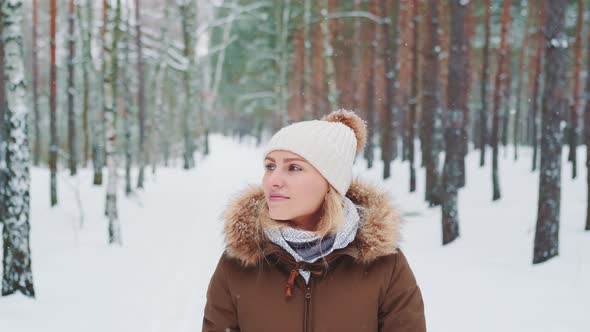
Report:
567,0,584,179
380,0,399,180
529,2,545,172
49,0,58,205
303,0,313,120
77,0,93,168
136,0,146,187
442,0,468,245
320,0,337,110
408,0,419,192
533,0,567,264
67,0,77,175
491,0,512,201
275,0,291,126
513,1,531,161
479,0,491,167
585,3,590,232
421,0,442,206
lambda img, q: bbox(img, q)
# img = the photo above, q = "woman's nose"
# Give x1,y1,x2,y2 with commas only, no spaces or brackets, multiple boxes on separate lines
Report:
268,169,285,187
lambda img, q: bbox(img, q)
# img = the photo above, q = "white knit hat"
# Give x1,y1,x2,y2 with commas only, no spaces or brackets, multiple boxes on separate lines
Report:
263,109,367,196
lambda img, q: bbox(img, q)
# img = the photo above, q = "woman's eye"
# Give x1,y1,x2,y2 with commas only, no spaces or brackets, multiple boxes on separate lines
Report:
265,164,275,171
290,165,302,171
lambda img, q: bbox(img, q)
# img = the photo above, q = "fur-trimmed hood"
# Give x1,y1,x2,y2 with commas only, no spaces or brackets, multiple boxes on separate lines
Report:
222,178,401,267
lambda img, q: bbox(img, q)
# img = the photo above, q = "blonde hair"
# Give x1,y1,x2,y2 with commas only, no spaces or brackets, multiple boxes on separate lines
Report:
259,185,344,238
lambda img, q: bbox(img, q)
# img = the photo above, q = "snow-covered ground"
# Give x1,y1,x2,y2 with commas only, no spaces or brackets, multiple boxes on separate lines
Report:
0,134,588,332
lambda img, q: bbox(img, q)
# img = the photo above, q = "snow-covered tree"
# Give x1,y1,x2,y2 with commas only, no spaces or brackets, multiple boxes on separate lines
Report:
31,0,40,166
104,0,122,245
1,0,35,297
179,0,197,169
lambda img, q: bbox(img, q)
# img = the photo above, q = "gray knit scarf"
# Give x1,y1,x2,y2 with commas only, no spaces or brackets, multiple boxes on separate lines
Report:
264,196,361,283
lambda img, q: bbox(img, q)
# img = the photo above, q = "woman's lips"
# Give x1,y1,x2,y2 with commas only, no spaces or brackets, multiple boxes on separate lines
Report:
269,195,289,201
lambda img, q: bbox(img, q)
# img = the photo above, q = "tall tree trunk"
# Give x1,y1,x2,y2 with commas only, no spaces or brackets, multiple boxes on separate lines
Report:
180,0,196,169
104,0,122,244
421,0,442,206
513,1,531,161
203,0,231,156
328,0,350,110
479,0,491,167
442,0,467,245
371,0,385,173
312,5,327,119
501,42,513,150
163,73,176,166
585,0,590,231
354,10,371,150
31,0,40,166
568,0,584,179
67,0,77,175
303,0,313,119
93,0,107,186
77,0,93,168
389,0,400,163
1,0,35,297
362,0,377,169
136,0,146,187
408,0,419,192
380,0,399,179
275,0,291,127
530,3,545,172
161,69,171,167
288,29,305,121
491,0,511,201
533,0,567,264
320,0,337,110
49,0,58,206
122,1,132,195
438,0,449,112
148,0,173,173
0,0,6,245
459,1,473,188
398,0,412,162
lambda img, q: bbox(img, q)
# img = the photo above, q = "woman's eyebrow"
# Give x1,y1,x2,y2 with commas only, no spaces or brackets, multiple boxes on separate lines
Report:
283,158,307,163
264,157,307,164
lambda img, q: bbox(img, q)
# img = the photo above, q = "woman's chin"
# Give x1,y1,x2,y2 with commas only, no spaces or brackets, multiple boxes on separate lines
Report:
268,211,292,221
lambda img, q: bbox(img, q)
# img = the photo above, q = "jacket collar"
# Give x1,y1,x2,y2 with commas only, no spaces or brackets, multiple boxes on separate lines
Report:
222,178,401,267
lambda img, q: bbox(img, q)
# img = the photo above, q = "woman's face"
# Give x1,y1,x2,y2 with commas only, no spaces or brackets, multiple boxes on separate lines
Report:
262,150,329,230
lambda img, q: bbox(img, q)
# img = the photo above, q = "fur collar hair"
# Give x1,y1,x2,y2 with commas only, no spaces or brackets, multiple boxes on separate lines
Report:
222,179,401,267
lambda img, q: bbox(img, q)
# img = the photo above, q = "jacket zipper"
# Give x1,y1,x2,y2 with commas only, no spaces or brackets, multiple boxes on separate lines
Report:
304,281,312,332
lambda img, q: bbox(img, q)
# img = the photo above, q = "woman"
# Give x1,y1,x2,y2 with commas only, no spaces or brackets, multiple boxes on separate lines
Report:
203,110,426,331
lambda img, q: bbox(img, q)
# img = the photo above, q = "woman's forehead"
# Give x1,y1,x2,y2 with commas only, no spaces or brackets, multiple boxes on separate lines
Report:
266,150,308,162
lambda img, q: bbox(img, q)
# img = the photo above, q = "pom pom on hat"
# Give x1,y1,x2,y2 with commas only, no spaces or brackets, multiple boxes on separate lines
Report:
321,109,367,154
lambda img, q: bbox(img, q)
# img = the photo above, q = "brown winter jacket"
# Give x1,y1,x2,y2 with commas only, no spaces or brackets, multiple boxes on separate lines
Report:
202,179,426,332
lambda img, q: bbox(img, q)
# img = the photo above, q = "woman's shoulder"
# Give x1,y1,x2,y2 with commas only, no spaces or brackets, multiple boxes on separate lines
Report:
371,249,419,287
